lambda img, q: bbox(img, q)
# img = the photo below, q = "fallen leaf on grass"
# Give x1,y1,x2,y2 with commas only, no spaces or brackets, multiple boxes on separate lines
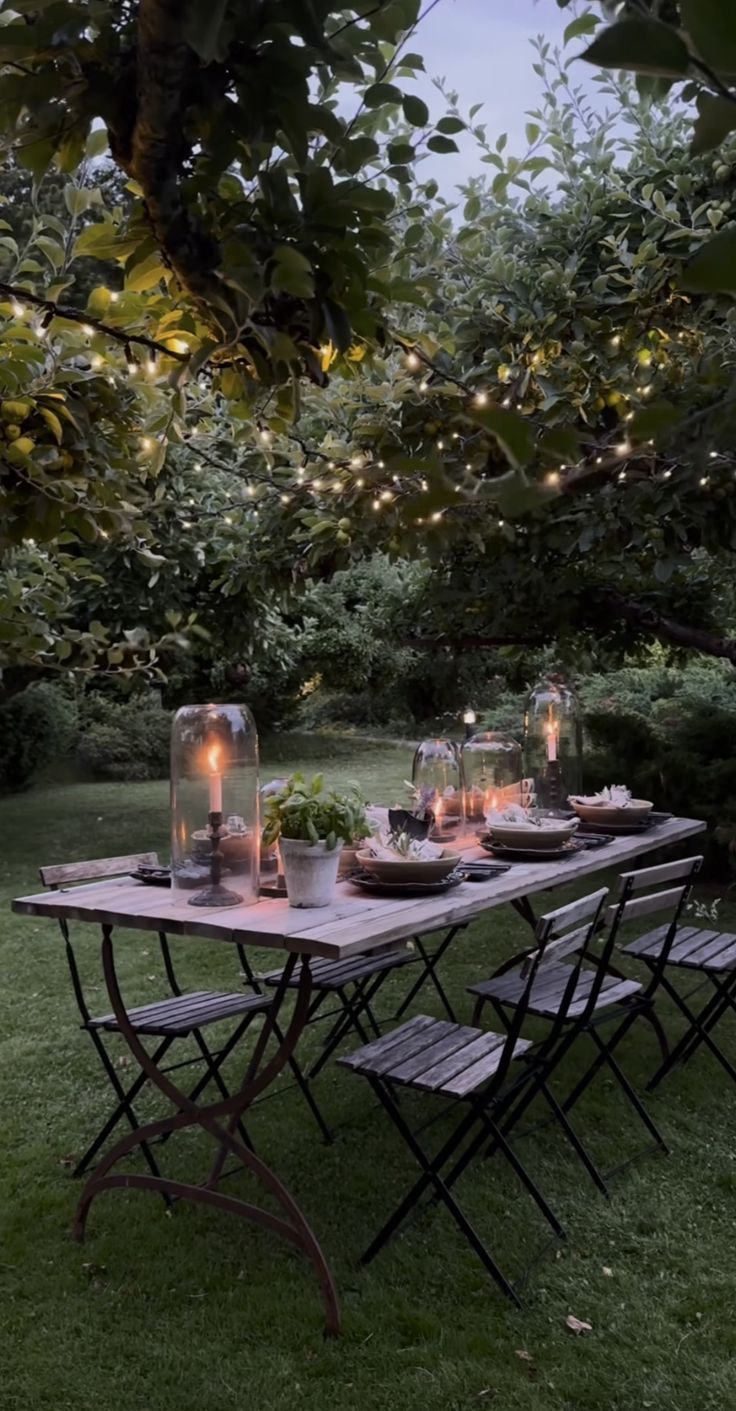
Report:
58,1152,77,1168
565,1314,592,1335
515,1350,533,1362
602,1266,614,1277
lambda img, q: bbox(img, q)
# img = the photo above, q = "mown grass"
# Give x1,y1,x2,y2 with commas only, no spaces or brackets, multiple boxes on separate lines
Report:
2,741,736,1411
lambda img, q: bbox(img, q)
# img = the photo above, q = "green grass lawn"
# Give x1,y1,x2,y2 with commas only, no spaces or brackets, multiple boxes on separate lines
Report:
2,741,736,1411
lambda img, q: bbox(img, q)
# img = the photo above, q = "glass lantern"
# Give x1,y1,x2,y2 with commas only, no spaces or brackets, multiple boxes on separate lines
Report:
411,738,465,841
461,730,523,825
523,675,583,810
170,703,259,908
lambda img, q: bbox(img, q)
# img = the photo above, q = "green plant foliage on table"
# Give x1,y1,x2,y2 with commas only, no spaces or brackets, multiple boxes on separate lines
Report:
261,773,369,851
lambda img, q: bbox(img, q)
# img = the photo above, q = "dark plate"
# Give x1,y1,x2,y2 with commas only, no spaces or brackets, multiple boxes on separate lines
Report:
133,867,171,887
460,862,512,882
347,870,466,898
481,839,584,863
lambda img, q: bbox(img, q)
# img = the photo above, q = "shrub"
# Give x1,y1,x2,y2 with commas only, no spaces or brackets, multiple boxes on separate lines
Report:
76,693,171,780
0,683,78,792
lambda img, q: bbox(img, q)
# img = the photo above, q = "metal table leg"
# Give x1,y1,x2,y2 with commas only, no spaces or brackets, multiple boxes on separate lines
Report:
74,925,341,1336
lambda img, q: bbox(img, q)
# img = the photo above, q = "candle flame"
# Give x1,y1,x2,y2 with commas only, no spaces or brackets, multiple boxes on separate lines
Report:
207,744,221,772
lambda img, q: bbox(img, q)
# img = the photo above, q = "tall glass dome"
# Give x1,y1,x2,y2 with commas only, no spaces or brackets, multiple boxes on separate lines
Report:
170,703,259,907
461,730,523,824
523,675,583,810
411,738,464,841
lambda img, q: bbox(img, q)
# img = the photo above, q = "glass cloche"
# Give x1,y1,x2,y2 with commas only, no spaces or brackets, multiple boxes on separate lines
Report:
461,730,523,824
523,675,583,810
411,738,465,840
170,703,259,907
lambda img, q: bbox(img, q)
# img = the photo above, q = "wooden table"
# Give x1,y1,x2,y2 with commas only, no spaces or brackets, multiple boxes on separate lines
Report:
12,815,705,1333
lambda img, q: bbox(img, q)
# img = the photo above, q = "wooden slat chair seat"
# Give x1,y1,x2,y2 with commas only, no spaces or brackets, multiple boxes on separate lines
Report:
39,852,274,1184
340,1014,532,1097
466,886,668,1198
260,920,468,1100
90,989,271,1037
337,905,607,1303
623,923,736,971
470,963,640,1020
610,855,736,1091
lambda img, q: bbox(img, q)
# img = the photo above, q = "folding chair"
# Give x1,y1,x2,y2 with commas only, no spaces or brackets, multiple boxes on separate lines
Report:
467,887,668,1197
612,855,736,1092
40,853,274,1182
337,912,599,1303
260,921,467,1119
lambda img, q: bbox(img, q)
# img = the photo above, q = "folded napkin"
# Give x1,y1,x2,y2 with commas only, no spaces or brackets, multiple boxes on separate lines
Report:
570,785,632,809
364,829,445,862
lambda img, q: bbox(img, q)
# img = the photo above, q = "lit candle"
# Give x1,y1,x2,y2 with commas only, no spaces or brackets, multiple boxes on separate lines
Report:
207,744,223,814
546,711,558,763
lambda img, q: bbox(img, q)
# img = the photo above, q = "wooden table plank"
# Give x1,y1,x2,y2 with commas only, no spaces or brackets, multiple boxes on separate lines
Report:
11,817,705,960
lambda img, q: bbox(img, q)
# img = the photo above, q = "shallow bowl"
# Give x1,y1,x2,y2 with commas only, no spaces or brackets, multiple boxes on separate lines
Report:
571,799,653,825
355,849,462,883
486,820,578,851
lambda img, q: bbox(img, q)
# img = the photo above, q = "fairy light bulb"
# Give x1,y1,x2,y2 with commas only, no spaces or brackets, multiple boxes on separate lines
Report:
246,485,255,498
280,494,291,503
146,358,156,376
332,479,341,491
109,291,119,302
502,397,511,407
259,428,271,445
82,324,94,337
709,451,718,460
372,498,381,511
545,470,561,488
224,515,233,525
139,436,153,451
610,335,621,349
312,478,322,490
406,351,420,370
91,354,103,369
11,299,24,317
380,489,392,502
420,379,429,391
699,476,709,487
431,511,443,522
437,439,444,450
474,392,488,407
356,477,365,488
616,441,631,456
663,469,672,479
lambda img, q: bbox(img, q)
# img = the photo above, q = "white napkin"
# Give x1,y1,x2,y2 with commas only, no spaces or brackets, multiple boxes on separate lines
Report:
365,829,445,861
570,785,632,809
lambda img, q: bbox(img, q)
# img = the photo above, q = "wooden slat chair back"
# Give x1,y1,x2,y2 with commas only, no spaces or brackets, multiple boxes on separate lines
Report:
608,855,704,995
38,852,272,1181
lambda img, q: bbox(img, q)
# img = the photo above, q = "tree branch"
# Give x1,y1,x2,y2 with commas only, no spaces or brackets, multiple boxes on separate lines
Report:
0,280,188,361
605,594,736,665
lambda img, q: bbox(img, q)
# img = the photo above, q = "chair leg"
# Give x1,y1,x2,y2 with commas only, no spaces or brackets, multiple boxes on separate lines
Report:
394,927,461,1022
646,971,736,1091
535,1080,610,1198
361,1079,522,1306
587,1026,669,1153
75,1030,176,1198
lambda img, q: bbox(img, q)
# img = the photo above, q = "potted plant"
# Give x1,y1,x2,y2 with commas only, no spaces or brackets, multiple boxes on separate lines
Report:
261,773,369,908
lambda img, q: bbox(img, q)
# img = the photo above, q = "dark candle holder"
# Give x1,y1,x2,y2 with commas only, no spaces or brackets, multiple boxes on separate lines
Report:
543,759,565,810
189,810,244,908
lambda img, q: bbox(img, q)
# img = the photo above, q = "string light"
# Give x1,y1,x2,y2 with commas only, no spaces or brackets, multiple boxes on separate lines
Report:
452,432,460,441
610,335,621,349
420,379,429,391
545,470,561,488
377,460,385,470
618,470,627,482
139,436,153,451
663,469,672,479
280,494,291,504
356,477,365,488
194,461,202,471
332,479,341,491
431,511,443,522
380,489,393,502
11,300,24,317
82,324,94,337
145,358,156,376
182,520,193,529
474,392,488,407
91,354,103,369
699,476,709,487
502,397,511,408
406,351,420,370
465,463,472,471
709,451,718,460
224,515,233,525
328,460,336,470
372,498,381,510
246,485,255,498
616,440,631,456
109,291,119,302
107,375,115,385
421,479,428,491
259,428,272,445
312,478,322,490
497,518,505,527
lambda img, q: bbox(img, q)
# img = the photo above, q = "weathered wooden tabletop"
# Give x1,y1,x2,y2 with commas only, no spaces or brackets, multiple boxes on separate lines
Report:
11,817,706,961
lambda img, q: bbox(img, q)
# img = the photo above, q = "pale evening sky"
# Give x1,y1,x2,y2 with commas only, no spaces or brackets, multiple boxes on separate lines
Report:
405,0,583,188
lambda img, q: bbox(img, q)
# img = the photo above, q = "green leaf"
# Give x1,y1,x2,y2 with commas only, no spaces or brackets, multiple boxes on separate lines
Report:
427,135,459,154
322,298,352,352
579,19,691,77
183,0,228,63
402,94,429,126
680,0,736,72
37,406,63,445
564,12,599,45
85,127,109,159
387,141,415,165
470,404,536,468
435,116,465,135
539,427,581,464
691,94,736,156
681,229,736,294
525,122,540,144
271,245,315,299
630,400,681,440
364,82,403,108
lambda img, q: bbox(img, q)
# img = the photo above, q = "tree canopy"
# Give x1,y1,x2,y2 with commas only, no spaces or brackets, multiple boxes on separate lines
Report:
2,1,736,700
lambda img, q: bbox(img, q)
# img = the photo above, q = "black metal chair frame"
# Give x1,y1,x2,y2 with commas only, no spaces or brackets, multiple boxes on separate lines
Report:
468,885,670,1197
41,855,299,1181
338,897,627,1302
609,855,736,1092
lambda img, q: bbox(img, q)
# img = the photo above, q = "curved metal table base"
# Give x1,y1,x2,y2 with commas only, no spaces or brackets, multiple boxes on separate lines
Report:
74,925,341,1336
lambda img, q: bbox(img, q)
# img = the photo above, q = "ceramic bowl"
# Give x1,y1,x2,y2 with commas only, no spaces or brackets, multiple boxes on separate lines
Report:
571,799,653,825
486,820,578,850
355,849,462,883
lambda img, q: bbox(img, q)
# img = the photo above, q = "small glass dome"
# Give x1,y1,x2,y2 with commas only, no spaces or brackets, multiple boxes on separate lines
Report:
523,675,583,810
411,738,464,840
170,703,259,907
461,730,523,824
